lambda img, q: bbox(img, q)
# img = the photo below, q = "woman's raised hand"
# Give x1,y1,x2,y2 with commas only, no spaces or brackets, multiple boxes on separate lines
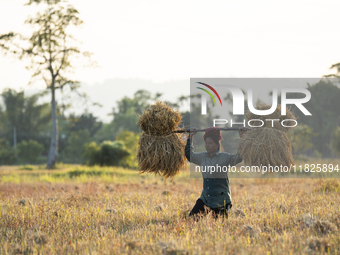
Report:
239,127,247,138
189,127,198,139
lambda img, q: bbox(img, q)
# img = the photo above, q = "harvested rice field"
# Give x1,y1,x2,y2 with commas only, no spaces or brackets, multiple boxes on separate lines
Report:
0,163,340,254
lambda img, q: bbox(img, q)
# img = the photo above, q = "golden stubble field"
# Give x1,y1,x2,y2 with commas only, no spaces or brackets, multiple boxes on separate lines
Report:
0,164,340,254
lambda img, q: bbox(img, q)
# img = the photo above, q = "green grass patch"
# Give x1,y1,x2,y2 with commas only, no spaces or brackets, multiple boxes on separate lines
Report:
19,165,35,170
0,165,190,184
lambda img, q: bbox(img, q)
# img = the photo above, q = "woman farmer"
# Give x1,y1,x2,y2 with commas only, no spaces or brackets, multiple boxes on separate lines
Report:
185,127,247,220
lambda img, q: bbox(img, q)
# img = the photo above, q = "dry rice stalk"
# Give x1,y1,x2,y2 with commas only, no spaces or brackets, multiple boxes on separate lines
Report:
239,103,296,167
137,101,186,179
238,128,294,167
137,101,182,136
245,103,296,132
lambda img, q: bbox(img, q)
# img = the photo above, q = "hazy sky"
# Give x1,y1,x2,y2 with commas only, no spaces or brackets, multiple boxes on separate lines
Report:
0,0,339,120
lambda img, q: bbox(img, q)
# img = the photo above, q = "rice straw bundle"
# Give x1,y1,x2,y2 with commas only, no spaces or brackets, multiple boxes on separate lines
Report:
239,104,296,167
245,104,296,133
238,128,294,167
137,101,186,179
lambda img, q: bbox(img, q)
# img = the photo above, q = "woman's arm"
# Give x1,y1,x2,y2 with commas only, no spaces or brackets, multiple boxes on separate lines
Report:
223,128,247,166
228,153,243,166
185,128,204,165
185,138,205,165
185,138,191,161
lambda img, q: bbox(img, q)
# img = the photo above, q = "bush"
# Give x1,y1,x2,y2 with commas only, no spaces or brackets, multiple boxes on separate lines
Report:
17,139,44,164
60,130,91,163
84,142,100,166
83,140,130,166
290,124,314,155
0,139,16,165
331,127,340,156
19,165,35,170
115,130,140,168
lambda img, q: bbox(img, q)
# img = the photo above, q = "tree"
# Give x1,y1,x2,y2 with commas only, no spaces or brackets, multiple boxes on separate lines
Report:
331,127,340,156
0,0,94,168
0,104,5,135
0,138,16,165
324,62,340,79
282,79,340,157
290,124,315,155
67,113,103,137
60,129,91,163
1,89,24,129
0,89,51,160
109,90,164,138
1,88,50,137
17,139,44,164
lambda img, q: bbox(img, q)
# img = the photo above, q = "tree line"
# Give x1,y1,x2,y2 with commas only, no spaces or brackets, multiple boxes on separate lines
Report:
1,78,340,167
0,88,190,166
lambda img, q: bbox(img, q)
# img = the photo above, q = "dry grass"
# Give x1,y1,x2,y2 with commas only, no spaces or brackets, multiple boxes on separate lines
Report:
0,165,340,254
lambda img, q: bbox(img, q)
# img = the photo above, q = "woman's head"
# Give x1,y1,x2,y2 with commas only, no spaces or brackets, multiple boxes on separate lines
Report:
203,127,223,153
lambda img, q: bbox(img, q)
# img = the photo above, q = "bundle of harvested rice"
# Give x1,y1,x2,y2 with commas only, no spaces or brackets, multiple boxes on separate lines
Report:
245,104,296,132
239,104,296,167
137,101,182,136
137,101,186,179
238,128,294,167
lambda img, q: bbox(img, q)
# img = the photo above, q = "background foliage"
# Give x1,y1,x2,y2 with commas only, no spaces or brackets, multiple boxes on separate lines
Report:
1,79,340,166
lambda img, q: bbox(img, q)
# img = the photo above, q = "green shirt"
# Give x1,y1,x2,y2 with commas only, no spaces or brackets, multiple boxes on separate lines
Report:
185,139,242,208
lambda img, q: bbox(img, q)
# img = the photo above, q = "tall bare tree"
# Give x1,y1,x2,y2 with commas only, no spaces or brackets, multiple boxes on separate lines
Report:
0,0,94,168
324,62,340,78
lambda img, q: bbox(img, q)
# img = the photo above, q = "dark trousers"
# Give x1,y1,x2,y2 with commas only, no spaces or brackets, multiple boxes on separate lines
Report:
189,199,231,220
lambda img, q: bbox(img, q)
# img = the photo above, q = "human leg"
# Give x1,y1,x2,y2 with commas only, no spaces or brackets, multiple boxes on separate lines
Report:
212,203,232,219
189,199,206,219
